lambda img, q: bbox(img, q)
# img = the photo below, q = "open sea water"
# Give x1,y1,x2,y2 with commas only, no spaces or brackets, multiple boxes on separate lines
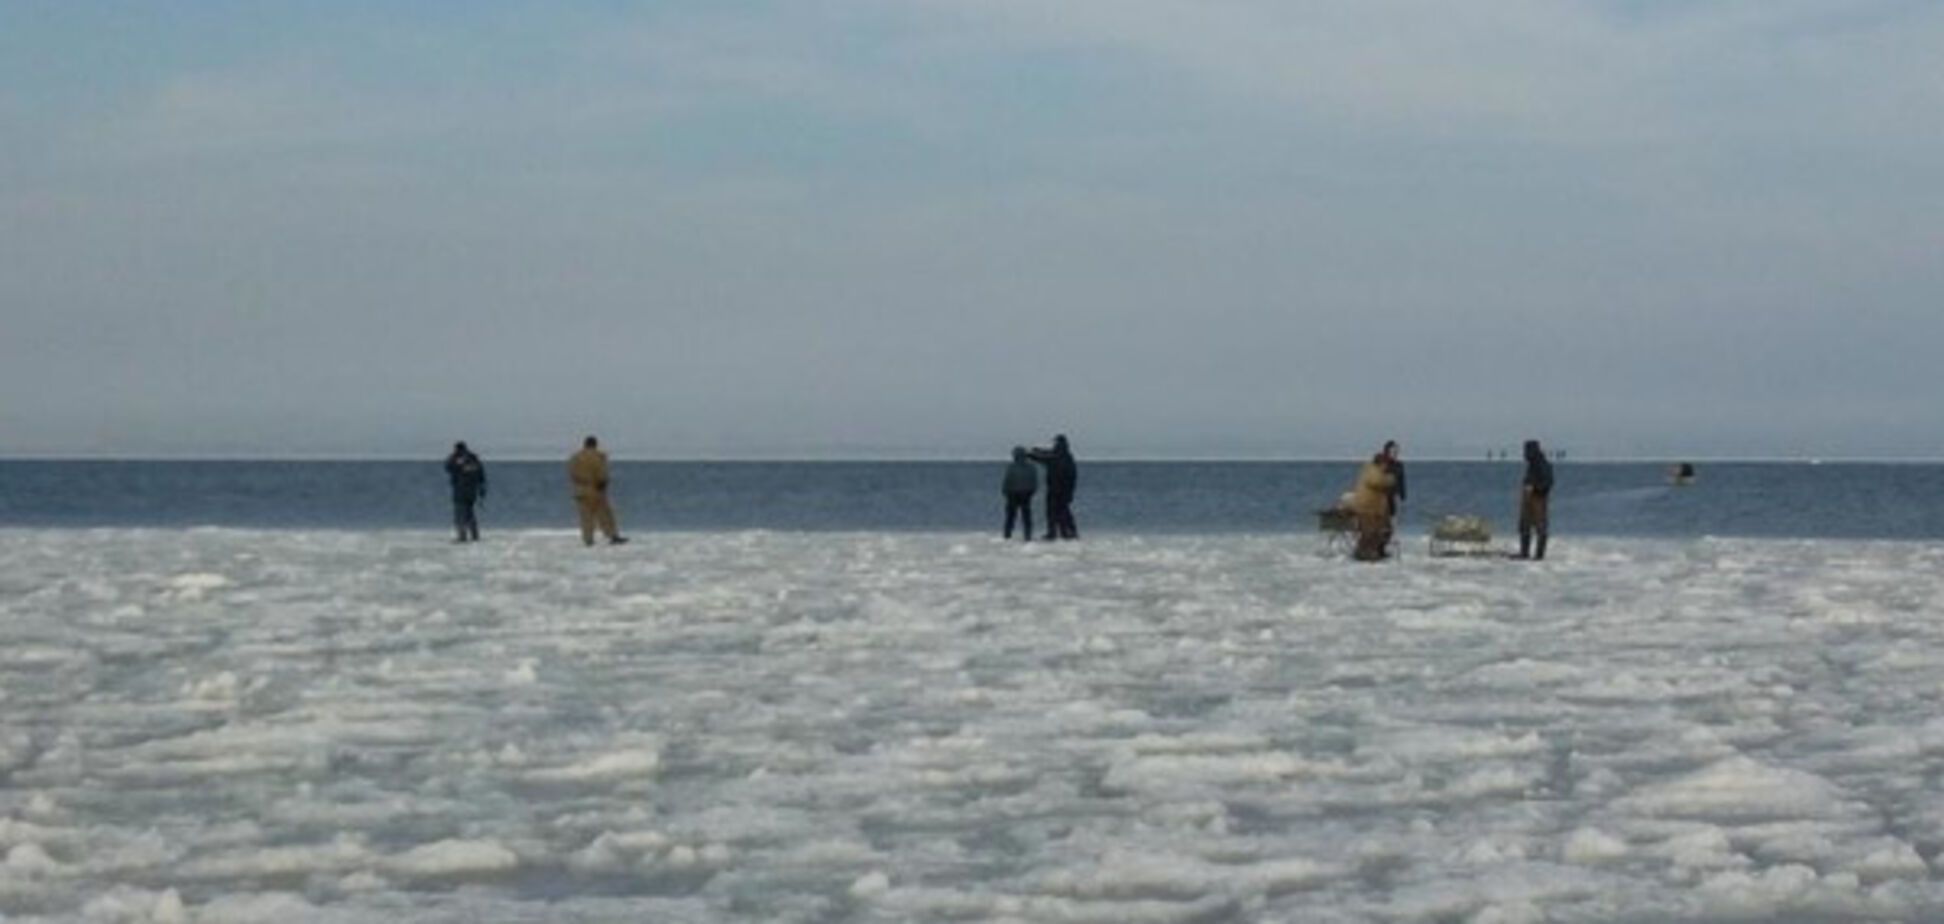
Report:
1,459,1940,538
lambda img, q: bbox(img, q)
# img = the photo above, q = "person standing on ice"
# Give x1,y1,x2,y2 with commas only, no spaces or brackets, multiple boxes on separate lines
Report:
1027,434,1079,540
1343,452,1397,561
1000,446,1038,541
1517,439,1553,560
444,441,487,543
568,435,628,547
1381,440,1407,518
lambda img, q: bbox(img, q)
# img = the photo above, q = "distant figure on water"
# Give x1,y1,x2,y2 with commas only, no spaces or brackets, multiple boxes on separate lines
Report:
1028,434,1079,540
1518,439,1553,560
1343,452,1397,561
444,441,487,543
1001,446,1038,541
1381,440,1407,518
568,435,628,547
1671,462,1696,486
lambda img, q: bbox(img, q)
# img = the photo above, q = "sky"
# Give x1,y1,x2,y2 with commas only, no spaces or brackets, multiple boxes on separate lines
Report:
3,1,1941,459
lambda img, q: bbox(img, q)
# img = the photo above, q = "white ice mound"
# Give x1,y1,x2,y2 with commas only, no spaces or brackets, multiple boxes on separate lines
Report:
181,671,244,703
1365,728,1544,763
1465,658,1587,689
164,573,231,600
849,870,891,900
196,891,340,924
181,835,373,880
79,887,187,924
1848,840,1929,881
1102,749,1349,795
565,830,678,876
6,841,61,874
1697,864,1824,914
1621,756,1851,821
1652,826,1748,870
526,738,662,786
386,838,520,880
504,659,539,685
1037,850,1338,902
1562,828,1629,864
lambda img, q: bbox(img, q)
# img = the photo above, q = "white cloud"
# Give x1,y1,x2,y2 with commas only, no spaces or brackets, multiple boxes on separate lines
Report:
906,0,1944,148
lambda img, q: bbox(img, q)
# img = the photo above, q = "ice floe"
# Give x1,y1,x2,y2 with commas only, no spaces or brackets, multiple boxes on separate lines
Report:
0,529,1941,920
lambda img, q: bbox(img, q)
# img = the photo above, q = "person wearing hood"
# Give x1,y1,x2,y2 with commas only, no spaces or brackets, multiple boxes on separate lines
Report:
568,435,628,547
1518,439,1554,560
1027,434,1079,540
1000,446,1038,541
444,441,487,542
1343,452,1397,561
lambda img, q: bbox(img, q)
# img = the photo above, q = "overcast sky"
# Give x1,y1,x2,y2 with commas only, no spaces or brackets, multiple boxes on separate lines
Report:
4,1,1940,459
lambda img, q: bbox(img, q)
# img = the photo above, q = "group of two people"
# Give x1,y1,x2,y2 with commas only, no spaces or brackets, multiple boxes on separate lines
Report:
444,436,629,546
999,434,1080,541
1342,439,1554,561
1342,440,1409,561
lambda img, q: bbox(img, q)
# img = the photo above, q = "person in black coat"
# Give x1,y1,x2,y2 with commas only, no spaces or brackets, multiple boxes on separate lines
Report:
1381,440,1407,517
1001,446,1038,541
444,441,488,542
1517,439,1553,560
1027,434,1079,540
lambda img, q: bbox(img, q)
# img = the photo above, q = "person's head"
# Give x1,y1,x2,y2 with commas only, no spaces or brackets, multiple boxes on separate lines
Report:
453,441,468,455
1524,439,1543,460
1012,445,1027,461
583,435,599,449
1382,440,1399,460
1053,434,1069,451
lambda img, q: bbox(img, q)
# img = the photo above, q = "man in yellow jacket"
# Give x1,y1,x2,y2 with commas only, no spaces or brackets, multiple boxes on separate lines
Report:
568,435,628,546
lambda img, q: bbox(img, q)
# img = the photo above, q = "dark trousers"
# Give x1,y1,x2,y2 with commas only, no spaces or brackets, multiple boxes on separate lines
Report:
1044,490,1078,540
453,500,480,542
1003,492,1034,540
1518,492,1549,559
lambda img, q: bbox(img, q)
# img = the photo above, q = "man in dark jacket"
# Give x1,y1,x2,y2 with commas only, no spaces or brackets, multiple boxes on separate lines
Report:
1028,434,1079,540
1001,446,1038,541
1381,440,1407,517
1518,439,1553,560
444,441,487,542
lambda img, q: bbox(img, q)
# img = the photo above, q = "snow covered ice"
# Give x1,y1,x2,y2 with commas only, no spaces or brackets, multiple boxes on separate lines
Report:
4,529,1944,922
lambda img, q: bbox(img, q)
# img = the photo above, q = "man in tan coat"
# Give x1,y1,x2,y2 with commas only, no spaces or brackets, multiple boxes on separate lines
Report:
568,435,628,546
1344,453,1397,561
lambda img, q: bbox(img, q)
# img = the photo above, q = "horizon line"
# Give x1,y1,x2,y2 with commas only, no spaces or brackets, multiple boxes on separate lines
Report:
2,453,1939,465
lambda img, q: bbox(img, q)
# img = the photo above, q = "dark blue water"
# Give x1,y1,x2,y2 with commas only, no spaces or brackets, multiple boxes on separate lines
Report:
0,460,1938,539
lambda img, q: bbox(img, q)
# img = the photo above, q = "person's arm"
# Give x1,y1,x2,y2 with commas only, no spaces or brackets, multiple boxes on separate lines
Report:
1394,463,1407,502
1524,462,1553,495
